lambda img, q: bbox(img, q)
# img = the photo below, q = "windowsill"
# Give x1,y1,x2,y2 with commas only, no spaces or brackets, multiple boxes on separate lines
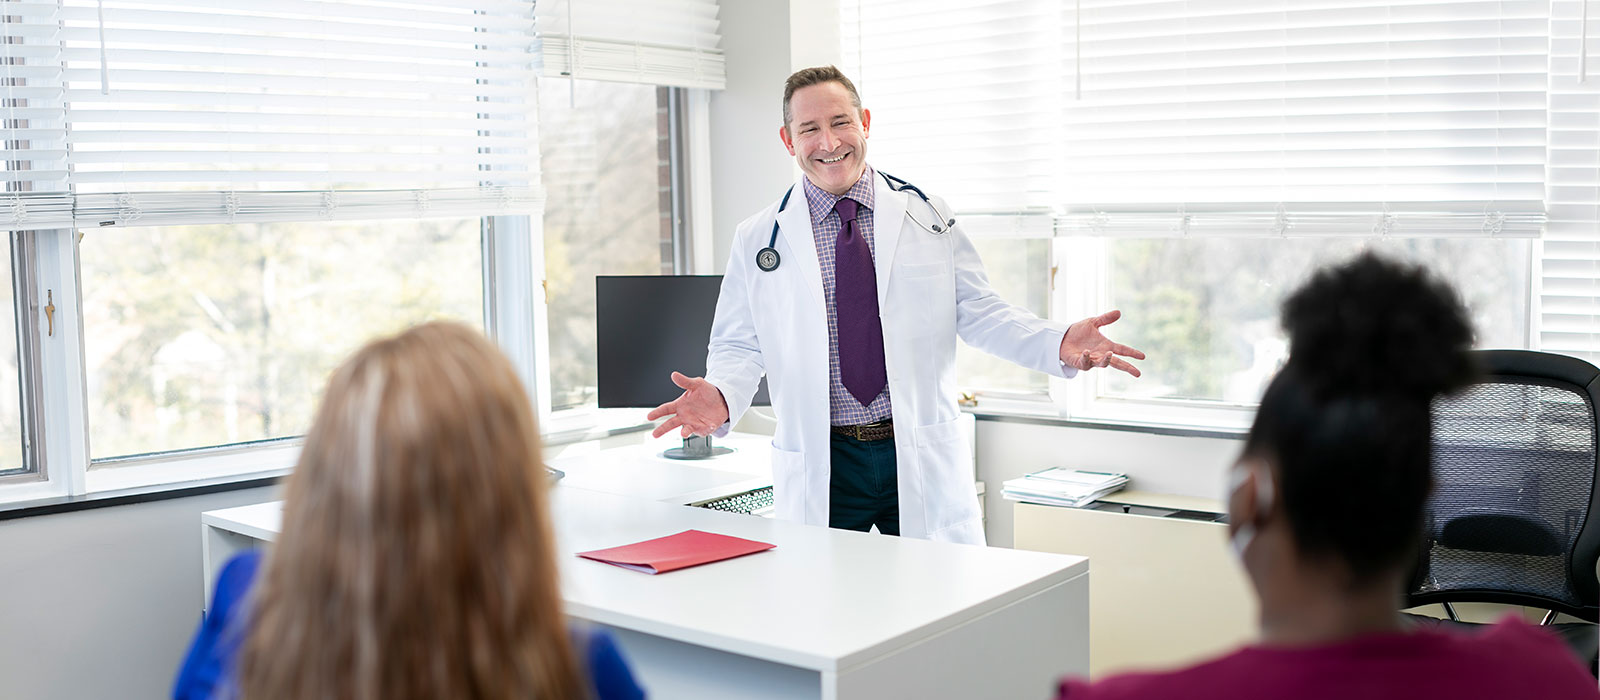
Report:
964,404,1249,441
0,402,1238,519
87,440,304,493
0,409,656,520
0,470,284,522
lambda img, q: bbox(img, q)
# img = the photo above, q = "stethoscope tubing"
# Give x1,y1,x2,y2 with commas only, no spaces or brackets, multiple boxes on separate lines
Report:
758,171,951,273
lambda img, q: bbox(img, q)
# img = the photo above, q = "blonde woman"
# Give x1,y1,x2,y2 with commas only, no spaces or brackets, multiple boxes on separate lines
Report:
173,322,643,699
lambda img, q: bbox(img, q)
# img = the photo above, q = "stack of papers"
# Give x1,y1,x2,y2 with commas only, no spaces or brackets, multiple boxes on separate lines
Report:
1002,467,1129,508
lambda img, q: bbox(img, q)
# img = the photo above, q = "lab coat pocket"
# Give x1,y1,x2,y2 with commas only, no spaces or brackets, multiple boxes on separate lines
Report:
897,260,947,281
769,442,806,522
913,416,966,449
895,261,955,336
913,419,980,537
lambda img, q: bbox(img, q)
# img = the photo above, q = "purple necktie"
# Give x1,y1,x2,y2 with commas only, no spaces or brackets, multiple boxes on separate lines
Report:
833,196,887,407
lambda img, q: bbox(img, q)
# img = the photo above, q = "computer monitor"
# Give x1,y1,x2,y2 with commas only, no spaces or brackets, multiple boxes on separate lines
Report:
596,275,769,459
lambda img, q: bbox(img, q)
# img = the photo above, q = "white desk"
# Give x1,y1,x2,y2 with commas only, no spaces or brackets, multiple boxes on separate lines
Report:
201,435,1089,699
549,432,774,505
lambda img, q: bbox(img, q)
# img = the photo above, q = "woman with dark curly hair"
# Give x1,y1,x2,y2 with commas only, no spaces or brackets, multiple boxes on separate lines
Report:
1057,252,1598,700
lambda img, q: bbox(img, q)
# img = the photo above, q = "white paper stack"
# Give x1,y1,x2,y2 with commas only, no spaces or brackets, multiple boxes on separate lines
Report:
1002,467,1129,508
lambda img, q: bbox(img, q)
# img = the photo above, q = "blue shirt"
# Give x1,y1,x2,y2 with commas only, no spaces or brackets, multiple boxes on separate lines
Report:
173,550,646,700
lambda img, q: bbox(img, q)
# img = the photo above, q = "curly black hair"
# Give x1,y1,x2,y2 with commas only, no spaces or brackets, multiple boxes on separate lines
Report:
1243,251,1479,582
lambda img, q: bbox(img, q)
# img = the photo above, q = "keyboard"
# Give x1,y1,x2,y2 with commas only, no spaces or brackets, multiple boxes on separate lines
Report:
696,486,775,517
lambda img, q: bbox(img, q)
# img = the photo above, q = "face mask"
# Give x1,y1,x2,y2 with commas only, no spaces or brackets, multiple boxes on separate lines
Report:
1229,522,1256,560
1228,463,1273,560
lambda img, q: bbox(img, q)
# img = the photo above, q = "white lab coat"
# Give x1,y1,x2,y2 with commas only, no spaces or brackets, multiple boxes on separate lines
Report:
706,172,1072,544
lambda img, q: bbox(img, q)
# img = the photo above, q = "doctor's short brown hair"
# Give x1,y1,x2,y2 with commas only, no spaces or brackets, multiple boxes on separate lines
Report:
783,65,863,128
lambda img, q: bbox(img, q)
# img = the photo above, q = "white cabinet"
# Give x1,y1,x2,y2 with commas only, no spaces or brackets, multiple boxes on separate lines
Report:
1014,492,1256,678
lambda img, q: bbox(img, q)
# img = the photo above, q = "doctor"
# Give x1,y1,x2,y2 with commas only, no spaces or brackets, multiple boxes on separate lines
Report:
649,66,1144,545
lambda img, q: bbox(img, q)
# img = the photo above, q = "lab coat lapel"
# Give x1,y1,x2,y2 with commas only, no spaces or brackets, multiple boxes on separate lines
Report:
777,176,824,308
871,172,906,307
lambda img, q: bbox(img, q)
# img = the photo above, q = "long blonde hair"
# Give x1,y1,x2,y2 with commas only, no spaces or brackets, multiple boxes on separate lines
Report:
238,322,585,699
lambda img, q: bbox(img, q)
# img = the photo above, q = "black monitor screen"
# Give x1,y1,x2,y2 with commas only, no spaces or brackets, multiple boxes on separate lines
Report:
596,275,770,408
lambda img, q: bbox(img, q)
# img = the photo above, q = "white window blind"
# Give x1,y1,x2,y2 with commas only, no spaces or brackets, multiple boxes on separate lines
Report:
535,0,724,90
1058,0,1549,238
1540,0,1600,360
10,0,541,230
844,0,1551,239
1,1,73,230
841,0,1064,219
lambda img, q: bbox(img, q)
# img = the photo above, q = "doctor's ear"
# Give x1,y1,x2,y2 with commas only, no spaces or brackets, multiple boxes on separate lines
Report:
860,108,870,136
778,125,795,155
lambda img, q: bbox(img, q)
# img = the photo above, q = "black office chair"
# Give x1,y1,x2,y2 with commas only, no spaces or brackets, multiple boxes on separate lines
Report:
1406,349,1600,671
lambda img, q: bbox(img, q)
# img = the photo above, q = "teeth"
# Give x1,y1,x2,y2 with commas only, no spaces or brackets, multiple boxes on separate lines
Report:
821,154,846,163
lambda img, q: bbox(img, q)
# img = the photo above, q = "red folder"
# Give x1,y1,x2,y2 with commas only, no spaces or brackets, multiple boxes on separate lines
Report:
577,529,775,574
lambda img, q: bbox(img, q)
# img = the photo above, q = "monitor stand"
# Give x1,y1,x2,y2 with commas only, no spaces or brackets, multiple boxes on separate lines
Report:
663,435,735,460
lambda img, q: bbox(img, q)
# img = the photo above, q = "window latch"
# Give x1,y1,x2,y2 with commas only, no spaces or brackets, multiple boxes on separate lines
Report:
44,290,55,337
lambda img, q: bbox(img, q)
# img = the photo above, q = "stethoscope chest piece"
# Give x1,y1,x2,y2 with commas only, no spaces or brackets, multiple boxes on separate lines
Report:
756,247,781,272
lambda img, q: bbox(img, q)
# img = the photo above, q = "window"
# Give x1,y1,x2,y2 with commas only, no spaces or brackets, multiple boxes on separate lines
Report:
1097,238,1531,407
539,80,678,411
48,0,535,470
0,0,724,502
845,1,1576,428
80,219,483,463
954,237,1051,396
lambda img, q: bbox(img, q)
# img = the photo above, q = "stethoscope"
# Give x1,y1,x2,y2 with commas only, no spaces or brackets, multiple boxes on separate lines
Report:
756,170,956,273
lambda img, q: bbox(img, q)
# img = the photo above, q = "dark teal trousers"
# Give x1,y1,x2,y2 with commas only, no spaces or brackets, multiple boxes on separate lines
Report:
828,431,900,536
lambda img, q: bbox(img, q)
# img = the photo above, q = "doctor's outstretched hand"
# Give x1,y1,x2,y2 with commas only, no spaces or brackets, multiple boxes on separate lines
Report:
647,371,732,438
1060,309,1146,377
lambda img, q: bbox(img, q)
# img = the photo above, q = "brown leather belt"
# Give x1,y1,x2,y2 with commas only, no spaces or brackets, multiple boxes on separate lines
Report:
831,419,894,442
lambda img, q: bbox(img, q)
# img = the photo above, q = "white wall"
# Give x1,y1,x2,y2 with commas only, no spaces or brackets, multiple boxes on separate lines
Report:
0,486,278,700
707,0,845,273
707,0,795,273
789,1,843,70
975,419,1245,547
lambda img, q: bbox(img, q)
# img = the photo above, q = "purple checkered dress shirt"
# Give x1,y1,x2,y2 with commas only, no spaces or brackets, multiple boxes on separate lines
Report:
803,168,894,426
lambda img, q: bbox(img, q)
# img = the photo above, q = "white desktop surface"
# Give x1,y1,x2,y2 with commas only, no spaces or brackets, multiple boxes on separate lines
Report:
200,432,1089,698
550,432,772,504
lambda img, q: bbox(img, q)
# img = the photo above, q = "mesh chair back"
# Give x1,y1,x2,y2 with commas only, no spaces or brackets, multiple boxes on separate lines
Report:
1411,350,1600,621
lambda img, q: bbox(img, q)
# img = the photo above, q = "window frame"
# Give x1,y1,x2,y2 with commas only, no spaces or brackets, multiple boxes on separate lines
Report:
59,217,488,492
0,231,47,485
537,82,705,432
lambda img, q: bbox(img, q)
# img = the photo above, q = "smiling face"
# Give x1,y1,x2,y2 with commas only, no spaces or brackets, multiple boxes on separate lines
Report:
779,80,871,195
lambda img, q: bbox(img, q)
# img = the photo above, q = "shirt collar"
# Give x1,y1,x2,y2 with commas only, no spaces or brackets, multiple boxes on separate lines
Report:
803,166,876,226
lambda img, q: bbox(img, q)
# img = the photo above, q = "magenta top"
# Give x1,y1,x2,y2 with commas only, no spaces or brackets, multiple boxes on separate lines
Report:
1058,616,1597,700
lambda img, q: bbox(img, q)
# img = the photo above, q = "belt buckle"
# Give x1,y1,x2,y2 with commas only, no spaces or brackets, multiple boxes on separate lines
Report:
856,420,886,441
